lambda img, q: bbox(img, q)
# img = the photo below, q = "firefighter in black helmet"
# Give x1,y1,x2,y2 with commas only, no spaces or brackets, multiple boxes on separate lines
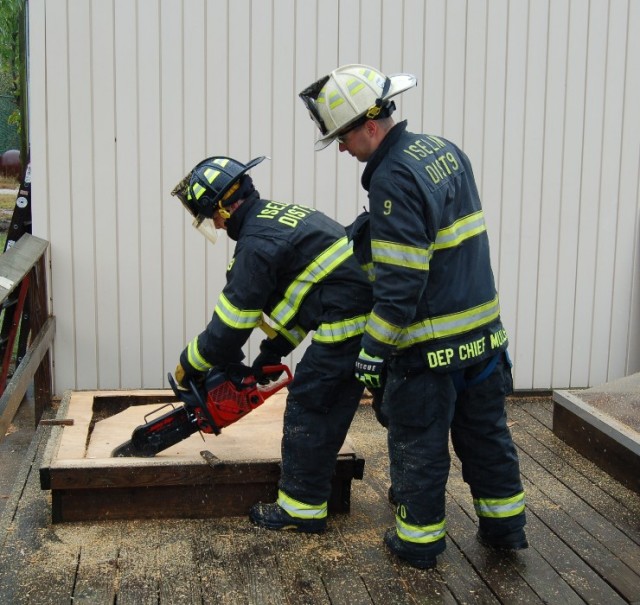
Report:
301,64,527,569
172,155,372,532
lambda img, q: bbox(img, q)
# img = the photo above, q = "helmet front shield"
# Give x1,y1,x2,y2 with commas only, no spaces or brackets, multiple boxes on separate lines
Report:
171,171,198,218
299,75,331,135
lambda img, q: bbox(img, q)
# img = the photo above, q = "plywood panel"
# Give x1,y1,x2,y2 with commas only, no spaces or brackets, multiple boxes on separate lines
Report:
91,0,121,389
137,2,165,387
515,0,549,389
28,0,640,393
114,0,142,388
534,0,569,389
553,0,589,388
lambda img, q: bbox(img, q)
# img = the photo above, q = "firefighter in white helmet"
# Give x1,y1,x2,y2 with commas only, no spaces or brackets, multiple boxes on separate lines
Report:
301,64,527,569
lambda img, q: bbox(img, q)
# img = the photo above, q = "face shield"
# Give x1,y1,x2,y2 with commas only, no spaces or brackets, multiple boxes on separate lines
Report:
193,215,218,245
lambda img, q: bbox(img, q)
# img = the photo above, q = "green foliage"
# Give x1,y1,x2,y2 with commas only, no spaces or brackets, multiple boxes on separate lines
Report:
0,0,24,146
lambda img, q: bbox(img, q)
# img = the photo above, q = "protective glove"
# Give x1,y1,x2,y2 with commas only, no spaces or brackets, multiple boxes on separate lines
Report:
174,362,205,390
354,349,385,389
252,350,283,384
175,362,187,387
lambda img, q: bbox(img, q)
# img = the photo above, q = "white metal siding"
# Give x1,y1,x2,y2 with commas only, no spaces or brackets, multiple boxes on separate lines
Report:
29,0,640,394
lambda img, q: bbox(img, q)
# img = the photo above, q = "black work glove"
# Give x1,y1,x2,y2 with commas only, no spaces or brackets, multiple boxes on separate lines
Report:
251,350,284,384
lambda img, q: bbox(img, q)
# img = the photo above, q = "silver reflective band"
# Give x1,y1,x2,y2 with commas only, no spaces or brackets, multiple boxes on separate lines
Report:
193,216,218,245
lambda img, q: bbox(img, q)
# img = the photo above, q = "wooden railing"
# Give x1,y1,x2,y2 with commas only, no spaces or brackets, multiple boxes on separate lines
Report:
0,234,55,441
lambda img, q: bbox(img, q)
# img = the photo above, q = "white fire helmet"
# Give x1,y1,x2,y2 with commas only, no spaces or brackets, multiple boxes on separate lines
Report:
299,64,417,151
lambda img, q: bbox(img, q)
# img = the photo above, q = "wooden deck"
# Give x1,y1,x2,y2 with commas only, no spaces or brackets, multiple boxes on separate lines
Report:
1,395,639,604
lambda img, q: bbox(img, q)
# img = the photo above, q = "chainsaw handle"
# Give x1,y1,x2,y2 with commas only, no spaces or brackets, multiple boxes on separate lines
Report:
256,363,293,398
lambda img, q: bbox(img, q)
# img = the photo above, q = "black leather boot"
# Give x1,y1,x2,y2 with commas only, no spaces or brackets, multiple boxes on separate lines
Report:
249,502,326,533
384,528,438,570
477,528,529,550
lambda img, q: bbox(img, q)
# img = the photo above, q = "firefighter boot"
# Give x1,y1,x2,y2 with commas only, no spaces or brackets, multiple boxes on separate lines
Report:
384,528,438,570
476,527,529,551
249,502,326,533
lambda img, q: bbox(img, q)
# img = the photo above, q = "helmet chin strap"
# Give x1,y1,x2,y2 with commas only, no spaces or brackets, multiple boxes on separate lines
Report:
217,181,242,219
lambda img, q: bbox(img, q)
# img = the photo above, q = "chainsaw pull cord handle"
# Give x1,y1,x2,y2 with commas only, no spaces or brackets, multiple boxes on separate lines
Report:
255,363,293,398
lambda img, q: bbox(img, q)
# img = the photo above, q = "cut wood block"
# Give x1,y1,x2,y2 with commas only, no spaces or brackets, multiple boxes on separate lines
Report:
40,389,365,523
553,377,640,495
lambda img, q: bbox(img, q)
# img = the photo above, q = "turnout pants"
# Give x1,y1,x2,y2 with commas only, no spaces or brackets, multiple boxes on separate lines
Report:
383,350,526,556
278,338,364,507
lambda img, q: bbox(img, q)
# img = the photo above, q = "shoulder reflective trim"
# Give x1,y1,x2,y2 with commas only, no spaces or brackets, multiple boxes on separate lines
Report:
214,293,262,330
398,295,501,348
434,211,486,250
371,239,432,271
271,237,353,327
277,489,328,520
313,314,369,344
474,491,525,519
365,311,403,346
395,516,446,545
186,336,212,372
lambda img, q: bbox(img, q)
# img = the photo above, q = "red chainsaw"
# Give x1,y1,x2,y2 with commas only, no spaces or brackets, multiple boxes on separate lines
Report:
111,363,292,457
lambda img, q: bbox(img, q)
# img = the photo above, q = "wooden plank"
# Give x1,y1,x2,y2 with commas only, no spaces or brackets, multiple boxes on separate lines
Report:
0,234,49,301
0,315,55,443
196,532,252,605
72,544,119,604
4,399,640,602
116,542,159,605
510,402,640,535
509,428,640,601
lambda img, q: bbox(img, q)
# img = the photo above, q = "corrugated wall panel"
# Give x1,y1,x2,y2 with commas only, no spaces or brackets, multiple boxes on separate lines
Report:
29,0,640,394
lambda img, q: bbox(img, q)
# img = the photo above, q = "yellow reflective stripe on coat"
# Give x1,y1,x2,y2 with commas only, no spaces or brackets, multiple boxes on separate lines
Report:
365,296,501,348
474,491,525,519
398,296,501,348
371,240,432,270
214,293,262,330
271,237,353,327
365,311,403,347
434,211,486,251
395,516,446,545
186,336,212,372
277,489,327,520
276,324,307,347
313,314,369,344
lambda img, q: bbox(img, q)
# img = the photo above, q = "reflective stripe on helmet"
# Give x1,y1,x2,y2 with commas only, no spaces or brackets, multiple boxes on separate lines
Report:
395,515,446,545
474,491,526,519
277,489,327,520
271,237,353,327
